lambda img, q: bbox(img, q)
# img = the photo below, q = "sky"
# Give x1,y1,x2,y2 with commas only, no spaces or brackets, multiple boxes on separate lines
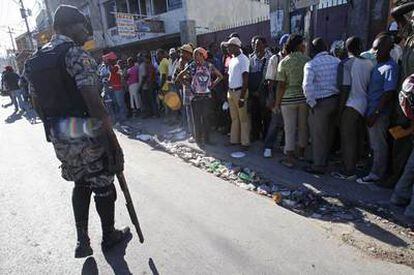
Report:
0,0,41,56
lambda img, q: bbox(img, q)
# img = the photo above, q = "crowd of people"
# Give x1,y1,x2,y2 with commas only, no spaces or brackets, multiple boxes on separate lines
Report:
1,4,414,220
94,25,414,218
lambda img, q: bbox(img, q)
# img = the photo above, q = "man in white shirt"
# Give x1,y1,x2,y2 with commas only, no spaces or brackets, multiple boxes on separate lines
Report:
223,37,250,149
332,37,374,180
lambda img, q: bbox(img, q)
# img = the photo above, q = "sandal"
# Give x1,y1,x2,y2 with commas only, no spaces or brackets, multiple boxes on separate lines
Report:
280,159,294,168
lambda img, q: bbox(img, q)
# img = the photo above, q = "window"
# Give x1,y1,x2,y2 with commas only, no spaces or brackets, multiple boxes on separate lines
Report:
104,0,116,29
130,0,139,14
318,0,348,9
139,0,147,16
116,0,128,13
153,0,167,15
168,0,182,10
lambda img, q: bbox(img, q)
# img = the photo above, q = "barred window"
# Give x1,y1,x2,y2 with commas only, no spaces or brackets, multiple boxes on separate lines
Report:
318,0,348,9
168,0,182,10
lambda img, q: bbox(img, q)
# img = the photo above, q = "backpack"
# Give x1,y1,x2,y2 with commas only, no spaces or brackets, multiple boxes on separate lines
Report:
25,42,88,119
399,73,414,121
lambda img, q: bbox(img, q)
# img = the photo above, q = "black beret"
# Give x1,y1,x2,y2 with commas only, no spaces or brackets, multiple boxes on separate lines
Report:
53,5,87,30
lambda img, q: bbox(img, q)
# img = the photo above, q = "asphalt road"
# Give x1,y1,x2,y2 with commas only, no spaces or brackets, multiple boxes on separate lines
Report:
0,101,412,275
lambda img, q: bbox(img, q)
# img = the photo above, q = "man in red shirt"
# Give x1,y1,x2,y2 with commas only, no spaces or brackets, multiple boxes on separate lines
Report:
109,59,127,122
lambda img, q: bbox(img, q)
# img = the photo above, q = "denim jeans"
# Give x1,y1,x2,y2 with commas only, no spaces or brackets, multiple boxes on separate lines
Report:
367,114,390,178
11,89,26,112
181,104,194,136
392,144,414,214
264,111,284,149
113,90,127,122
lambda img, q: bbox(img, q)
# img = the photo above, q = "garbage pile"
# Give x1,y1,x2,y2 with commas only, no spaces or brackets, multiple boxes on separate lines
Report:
121,127,364,222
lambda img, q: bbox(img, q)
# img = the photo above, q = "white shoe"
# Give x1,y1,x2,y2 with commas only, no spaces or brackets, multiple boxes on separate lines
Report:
263,149,272,158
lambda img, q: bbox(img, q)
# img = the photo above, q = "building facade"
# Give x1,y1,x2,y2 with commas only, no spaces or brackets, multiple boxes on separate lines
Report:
39,0,270,54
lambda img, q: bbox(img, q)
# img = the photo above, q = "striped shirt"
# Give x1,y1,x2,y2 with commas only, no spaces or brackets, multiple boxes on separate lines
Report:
276,52,310,105
303,52,340,108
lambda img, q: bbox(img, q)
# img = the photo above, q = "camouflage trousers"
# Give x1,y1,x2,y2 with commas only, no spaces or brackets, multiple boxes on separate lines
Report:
51,136,114,189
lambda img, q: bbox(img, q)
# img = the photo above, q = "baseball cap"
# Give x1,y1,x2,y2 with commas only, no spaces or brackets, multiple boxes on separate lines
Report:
169,48,177,55
53,5,88,30
279,34,290,48
227,32,240,39
223,37,242,48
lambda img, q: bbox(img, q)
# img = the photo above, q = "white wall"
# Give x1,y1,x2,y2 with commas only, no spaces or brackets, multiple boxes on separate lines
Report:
184,0,269,33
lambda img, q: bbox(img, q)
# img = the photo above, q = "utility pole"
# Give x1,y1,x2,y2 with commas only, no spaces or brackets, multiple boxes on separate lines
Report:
43,0,53,27
7,27,16,52
283,0,290,33
19,0,34,50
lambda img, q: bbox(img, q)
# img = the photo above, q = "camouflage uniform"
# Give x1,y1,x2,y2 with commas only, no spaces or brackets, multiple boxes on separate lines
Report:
39,35,114,191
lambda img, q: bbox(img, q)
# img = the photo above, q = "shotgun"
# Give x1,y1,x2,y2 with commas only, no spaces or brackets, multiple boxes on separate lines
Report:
116,172,144,243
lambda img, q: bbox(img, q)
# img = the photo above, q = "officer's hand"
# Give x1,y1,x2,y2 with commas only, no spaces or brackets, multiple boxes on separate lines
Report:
102,131,124,174
109,138,124,174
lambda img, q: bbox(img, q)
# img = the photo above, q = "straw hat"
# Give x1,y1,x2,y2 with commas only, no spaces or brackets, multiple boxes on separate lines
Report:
180,44,194,54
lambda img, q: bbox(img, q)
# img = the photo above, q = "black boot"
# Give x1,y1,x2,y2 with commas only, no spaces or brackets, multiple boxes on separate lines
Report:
74,226,93,258
101,226,131,252
72,184,93,258
94,185,130,252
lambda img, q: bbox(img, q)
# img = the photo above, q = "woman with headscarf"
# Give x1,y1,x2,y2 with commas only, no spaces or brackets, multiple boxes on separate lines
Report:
176,47,223,145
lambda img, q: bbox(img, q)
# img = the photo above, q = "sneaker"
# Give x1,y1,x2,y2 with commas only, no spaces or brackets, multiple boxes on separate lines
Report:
356,174,380,185
263,149,272,158
331,171,357,181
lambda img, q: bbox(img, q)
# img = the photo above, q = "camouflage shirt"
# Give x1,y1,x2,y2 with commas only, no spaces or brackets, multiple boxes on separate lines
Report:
50,34,98,88
25,35,113,185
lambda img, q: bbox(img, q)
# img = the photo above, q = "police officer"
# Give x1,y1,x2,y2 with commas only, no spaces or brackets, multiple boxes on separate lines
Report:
25,5,129,258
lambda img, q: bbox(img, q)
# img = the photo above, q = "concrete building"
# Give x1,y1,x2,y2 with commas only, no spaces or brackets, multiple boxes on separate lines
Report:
97,0,269,52
41,0,269,54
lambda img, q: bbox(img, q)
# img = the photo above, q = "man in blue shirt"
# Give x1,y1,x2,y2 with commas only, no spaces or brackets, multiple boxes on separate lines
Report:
357,35,399,184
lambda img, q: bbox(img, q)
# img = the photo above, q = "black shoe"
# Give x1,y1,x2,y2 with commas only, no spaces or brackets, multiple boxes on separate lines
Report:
304,166,325,175
101,226,131,252
75,239,93,258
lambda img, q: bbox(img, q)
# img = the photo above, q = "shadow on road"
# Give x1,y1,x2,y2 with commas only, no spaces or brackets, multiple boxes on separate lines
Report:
148,258,160,275
81,257,99,275
102,231,133,275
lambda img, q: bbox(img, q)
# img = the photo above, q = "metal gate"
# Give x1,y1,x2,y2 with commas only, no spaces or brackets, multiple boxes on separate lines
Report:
314,4,349,46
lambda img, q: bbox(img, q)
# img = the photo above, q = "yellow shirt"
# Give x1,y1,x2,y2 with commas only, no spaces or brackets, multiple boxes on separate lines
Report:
159,58,170,92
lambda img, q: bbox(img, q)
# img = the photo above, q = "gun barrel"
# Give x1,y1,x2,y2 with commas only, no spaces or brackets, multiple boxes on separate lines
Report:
117,173,144,243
